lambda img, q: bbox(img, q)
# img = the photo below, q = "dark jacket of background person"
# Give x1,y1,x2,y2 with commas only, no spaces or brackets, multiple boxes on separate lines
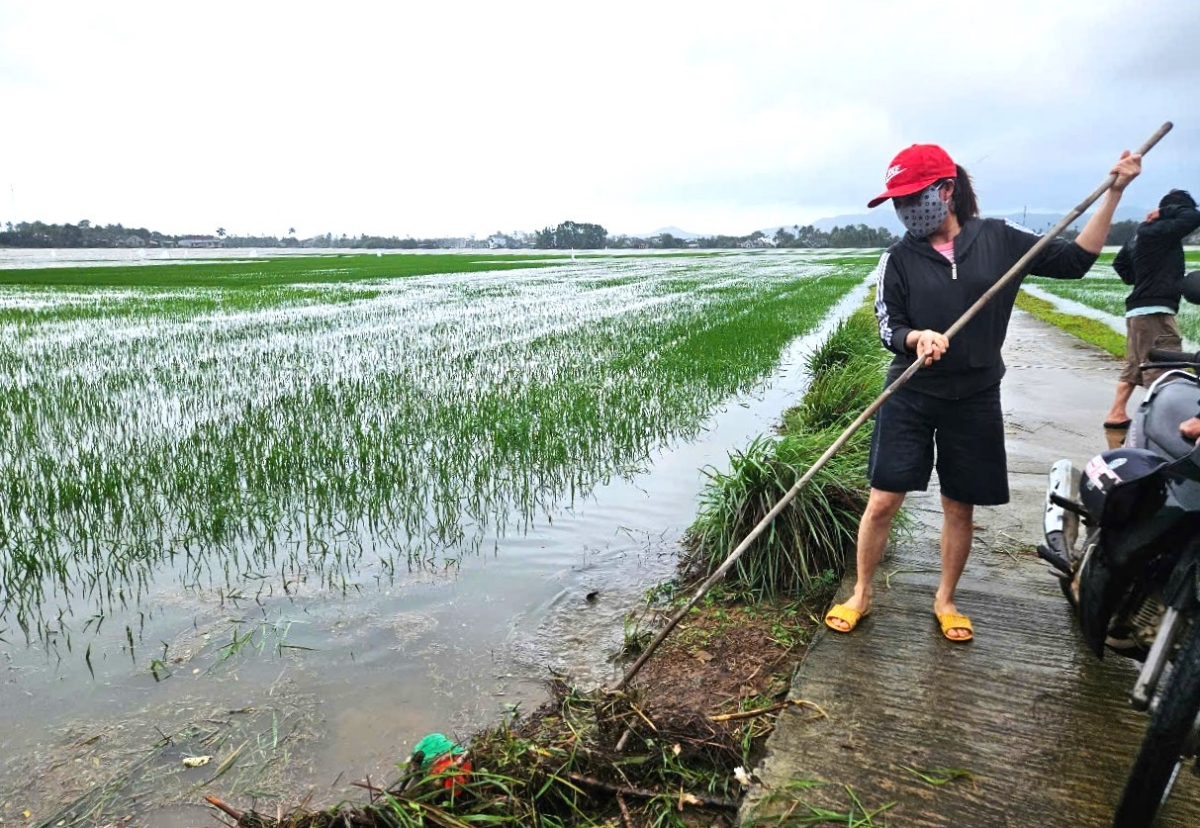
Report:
874,217,1097,400
1114,202,1200,313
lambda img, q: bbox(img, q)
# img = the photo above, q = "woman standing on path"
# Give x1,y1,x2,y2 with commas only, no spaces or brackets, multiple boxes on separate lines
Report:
825,143,1143,641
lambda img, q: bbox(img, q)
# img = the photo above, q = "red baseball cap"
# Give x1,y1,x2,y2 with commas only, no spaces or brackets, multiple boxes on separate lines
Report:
867,144,957,208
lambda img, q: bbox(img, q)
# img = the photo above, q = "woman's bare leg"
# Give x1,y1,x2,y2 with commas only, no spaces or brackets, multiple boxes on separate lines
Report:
934,494,974,639
827,488,906,630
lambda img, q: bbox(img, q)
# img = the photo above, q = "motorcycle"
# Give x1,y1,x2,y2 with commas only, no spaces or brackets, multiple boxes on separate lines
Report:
1037,346,1200,827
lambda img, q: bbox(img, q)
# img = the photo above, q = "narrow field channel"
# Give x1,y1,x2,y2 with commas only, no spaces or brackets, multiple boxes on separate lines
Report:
0,249,876,824
1025,248,1200,346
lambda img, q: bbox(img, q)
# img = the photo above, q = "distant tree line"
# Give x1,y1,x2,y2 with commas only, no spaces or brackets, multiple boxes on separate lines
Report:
608,224,901,250
0,220,497,251
767,224,899,248
2,217,1191,251
0,220,169,248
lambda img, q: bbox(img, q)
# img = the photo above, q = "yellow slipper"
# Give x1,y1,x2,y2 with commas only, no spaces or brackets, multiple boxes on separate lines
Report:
936,612,974,642
825,603,869,633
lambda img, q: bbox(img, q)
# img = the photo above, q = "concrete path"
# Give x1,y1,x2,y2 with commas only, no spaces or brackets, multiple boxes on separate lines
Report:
740,311,1200,827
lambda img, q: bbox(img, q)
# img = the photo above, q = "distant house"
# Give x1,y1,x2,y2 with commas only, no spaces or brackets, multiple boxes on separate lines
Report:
117,235,148,248
739,236,777,249
177,235,223,248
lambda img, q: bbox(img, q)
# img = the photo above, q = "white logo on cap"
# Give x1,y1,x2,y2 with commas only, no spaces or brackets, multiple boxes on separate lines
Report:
884,164,905,184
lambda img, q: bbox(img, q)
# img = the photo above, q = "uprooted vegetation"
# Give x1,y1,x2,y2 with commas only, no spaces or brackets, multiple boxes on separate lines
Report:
204,584,833,828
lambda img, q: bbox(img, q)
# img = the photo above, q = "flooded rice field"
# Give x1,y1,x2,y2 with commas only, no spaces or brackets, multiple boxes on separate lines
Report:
1027,249,1200,345
0,250,873,824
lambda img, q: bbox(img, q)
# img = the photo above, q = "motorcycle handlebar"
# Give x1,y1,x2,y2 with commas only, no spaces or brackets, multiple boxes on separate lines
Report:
1146,347,1200,364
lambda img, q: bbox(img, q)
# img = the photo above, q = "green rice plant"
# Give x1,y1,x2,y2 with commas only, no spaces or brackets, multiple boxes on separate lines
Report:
787,305,889,433
902,765,976,787
620,613,654,658
786,357,887,433
0,252,871,664
803,306,882,378
0,252,567,290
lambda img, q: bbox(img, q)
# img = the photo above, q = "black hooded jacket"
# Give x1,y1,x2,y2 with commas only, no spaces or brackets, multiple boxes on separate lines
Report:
1113,203,1200,313
874,217,1098,399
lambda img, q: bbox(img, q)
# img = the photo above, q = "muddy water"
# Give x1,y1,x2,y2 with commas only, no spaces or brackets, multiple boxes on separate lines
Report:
0,272,872,824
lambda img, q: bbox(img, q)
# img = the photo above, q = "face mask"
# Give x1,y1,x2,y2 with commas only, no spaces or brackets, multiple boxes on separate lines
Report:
895,184,950,238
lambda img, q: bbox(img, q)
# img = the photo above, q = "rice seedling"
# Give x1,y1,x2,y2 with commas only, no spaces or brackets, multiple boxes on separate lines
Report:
786,311,891,433
0,252,567,290
0,252,869,662
621,613,654,657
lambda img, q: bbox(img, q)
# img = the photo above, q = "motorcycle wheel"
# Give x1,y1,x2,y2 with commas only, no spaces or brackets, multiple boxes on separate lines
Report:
1113,617,1200,827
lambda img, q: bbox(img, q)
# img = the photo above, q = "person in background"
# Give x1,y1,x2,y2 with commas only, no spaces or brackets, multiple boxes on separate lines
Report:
1177,271,1200,443
1103,190,1200,430
824,143,1142,642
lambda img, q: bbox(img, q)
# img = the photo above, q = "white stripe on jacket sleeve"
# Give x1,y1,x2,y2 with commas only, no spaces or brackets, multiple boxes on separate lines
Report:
872,250,894,348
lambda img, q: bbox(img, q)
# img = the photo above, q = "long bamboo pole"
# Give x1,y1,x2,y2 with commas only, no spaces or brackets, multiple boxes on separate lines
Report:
614,122,1173,692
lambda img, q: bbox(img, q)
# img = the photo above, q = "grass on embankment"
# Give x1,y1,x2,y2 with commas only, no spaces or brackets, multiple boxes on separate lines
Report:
1015,289,1125,357
684,302,888,600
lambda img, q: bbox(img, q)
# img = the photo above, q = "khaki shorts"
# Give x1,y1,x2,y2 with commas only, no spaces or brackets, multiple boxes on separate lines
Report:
1120,313,1182,387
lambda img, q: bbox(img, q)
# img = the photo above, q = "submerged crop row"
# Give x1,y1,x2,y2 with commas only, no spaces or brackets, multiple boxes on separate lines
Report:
0,252,870,648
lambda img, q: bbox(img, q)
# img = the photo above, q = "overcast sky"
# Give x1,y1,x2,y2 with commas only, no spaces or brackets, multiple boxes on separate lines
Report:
1,1,1197,238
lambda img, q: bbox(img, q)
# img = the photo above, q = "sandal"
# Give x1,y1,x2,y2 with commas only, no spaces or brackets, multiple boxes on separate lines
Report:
825,603,869,633
936,612,974,642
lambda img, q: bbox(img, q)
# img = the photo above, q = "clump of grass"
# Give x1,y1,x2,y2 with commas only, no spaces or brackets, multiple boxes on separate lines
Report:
684,303,886,599
802,308,882,378
786,311,890,433
685,429,871,600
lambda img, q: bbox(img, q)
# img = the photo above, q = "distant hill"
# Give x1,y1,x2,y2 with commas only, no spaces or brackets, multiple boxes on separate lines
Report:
636,226,704,240
791,205,1152,237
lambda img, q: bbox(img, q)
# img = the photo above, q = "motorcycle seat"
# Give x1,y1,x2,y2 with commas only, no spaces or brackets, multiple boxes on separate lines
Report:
1141,378,1200,461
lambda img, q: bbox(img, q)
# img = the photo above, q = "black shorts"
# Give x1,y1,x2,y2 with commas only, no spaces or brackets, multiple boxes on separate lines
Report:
868,383,1009,506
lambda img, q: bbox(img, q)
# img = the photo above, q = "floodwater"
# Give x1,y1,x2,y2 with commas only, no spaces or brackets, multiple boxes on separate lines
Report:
0,252,872,824
1023,279,1200,350
0,245,877,268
